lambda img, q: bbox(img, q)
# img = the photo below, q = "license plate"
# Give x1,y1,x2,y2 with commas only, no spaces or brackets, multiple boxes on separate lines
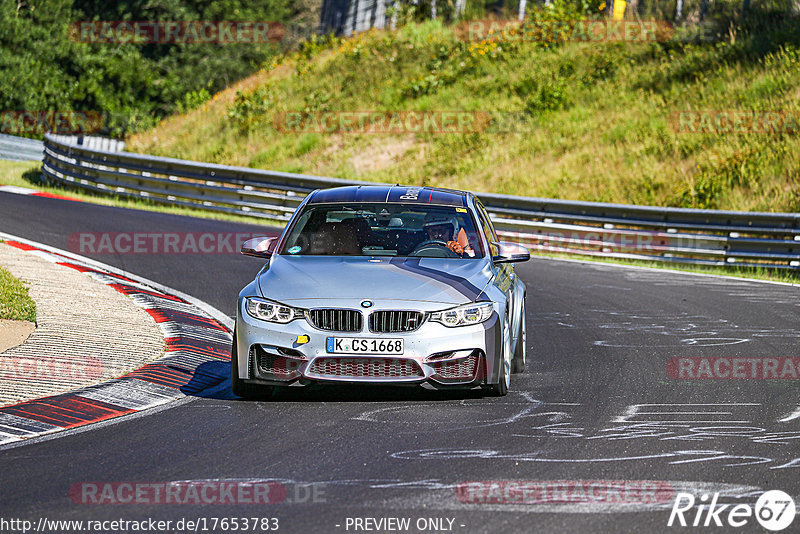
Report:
326,337,404,354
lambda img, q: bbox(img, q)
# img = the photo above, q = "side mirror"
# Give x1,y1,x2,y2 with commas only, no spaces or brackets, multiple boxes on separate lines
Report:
492,241,530,264
241,237,278,259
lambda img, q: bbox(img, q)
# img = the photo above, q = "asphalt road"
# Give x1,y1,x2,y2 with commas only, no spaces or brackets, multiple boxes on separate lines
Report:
1,191,799,533
0,134,43,162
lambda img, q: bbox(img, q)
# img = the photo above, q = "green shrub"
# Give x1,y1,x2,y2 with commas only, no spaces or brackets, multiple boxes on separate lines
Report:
176,89,211,114
524,79,571,115
228,86,275,132
0,0,293,138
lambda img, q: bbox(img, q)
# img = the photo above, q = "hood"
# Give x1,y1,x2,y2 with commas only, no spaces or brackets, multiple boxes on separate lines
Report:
257,256,493,306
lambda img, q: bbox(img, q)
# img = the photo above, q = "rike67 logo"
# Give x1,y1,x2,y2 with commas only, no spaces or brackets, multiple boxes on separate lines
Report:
668,490,796,531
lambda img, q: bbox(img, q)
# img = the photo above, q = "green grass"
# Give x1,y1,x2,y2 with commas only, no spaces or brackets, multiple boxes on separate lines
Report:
0,266,36,322
126,4,800,213
0,160,268,225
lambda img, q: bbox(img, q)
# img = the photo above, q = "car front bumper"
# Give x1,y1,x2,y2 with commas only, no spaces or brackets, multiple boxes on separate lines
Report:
235,299,503,388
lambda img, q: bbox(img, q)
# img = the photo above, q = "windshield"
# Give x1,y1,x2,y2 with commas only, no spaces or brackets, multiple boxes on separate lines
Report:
279,203,485,259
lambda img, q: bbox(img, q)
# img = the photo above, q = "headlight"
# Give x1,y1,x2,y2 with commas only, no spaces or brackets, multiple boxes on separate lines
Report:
429,302,493,327
245,297,301,324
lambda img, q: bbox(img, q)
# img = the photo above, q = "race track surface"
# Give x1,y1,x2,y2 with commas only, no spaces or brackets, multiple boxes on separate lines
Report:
1,192,798,533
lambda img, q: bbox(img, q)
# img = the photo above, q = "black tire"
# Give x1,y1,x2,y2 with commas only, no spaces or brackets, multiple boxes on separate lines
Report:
487,355,509,397
231,334,271,399
511,301,526,374
487,319,510,397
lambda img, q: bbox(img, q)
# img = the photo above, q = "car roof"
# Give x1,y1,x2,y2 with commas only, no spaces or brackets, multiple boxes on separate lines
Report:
307,185,469,208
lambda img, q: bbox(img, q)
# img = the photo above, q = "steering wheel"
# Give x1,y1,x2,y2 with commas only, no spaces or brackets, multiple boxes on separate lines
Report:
410,240,459,258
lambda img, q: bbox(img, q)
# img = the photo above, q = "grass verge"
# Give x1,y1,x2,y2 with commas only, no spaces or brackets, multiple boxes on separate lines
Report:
0,265,36,322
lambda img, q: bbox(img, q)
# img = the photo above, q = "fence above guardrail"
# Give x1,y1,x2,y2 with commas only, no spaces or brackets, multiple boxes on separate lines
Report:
41,133,799,270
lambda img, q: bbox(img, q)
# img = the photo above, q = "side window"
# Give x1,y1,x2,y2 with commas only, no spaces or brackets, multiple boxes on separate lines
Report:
475,202,498,256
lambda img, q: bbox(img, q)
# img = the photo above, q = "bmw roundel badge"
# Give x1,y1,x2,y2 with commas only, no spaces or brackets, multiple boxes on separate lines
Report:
361,300,373,308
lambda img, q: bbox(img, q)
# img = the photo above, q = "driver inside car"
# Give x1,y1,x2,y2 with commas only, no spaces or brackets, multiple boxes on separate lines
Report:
422,216,474,257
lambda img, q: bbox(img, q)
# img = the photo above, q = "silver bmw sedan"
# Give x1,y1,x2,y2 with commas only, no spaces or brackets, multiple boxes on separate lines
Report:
233,185,529,397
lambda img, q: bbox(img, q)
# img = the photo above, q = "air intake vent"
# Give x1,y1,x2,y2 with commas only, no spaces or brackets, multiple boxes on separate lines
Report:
308,357,424,378
430,351,481,383
253,345,303,381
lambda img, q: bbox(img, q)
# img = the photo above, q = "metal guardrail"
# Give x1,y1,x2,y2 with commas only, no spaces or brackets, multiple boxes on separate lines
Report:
0,134,44,162
42,133,800,270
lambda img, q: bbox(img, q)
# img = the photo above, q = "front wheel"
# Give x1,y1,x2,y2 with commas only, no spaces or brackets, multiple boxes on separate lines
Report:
487,319,511,396
487,357,509,396
511,300,526,374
